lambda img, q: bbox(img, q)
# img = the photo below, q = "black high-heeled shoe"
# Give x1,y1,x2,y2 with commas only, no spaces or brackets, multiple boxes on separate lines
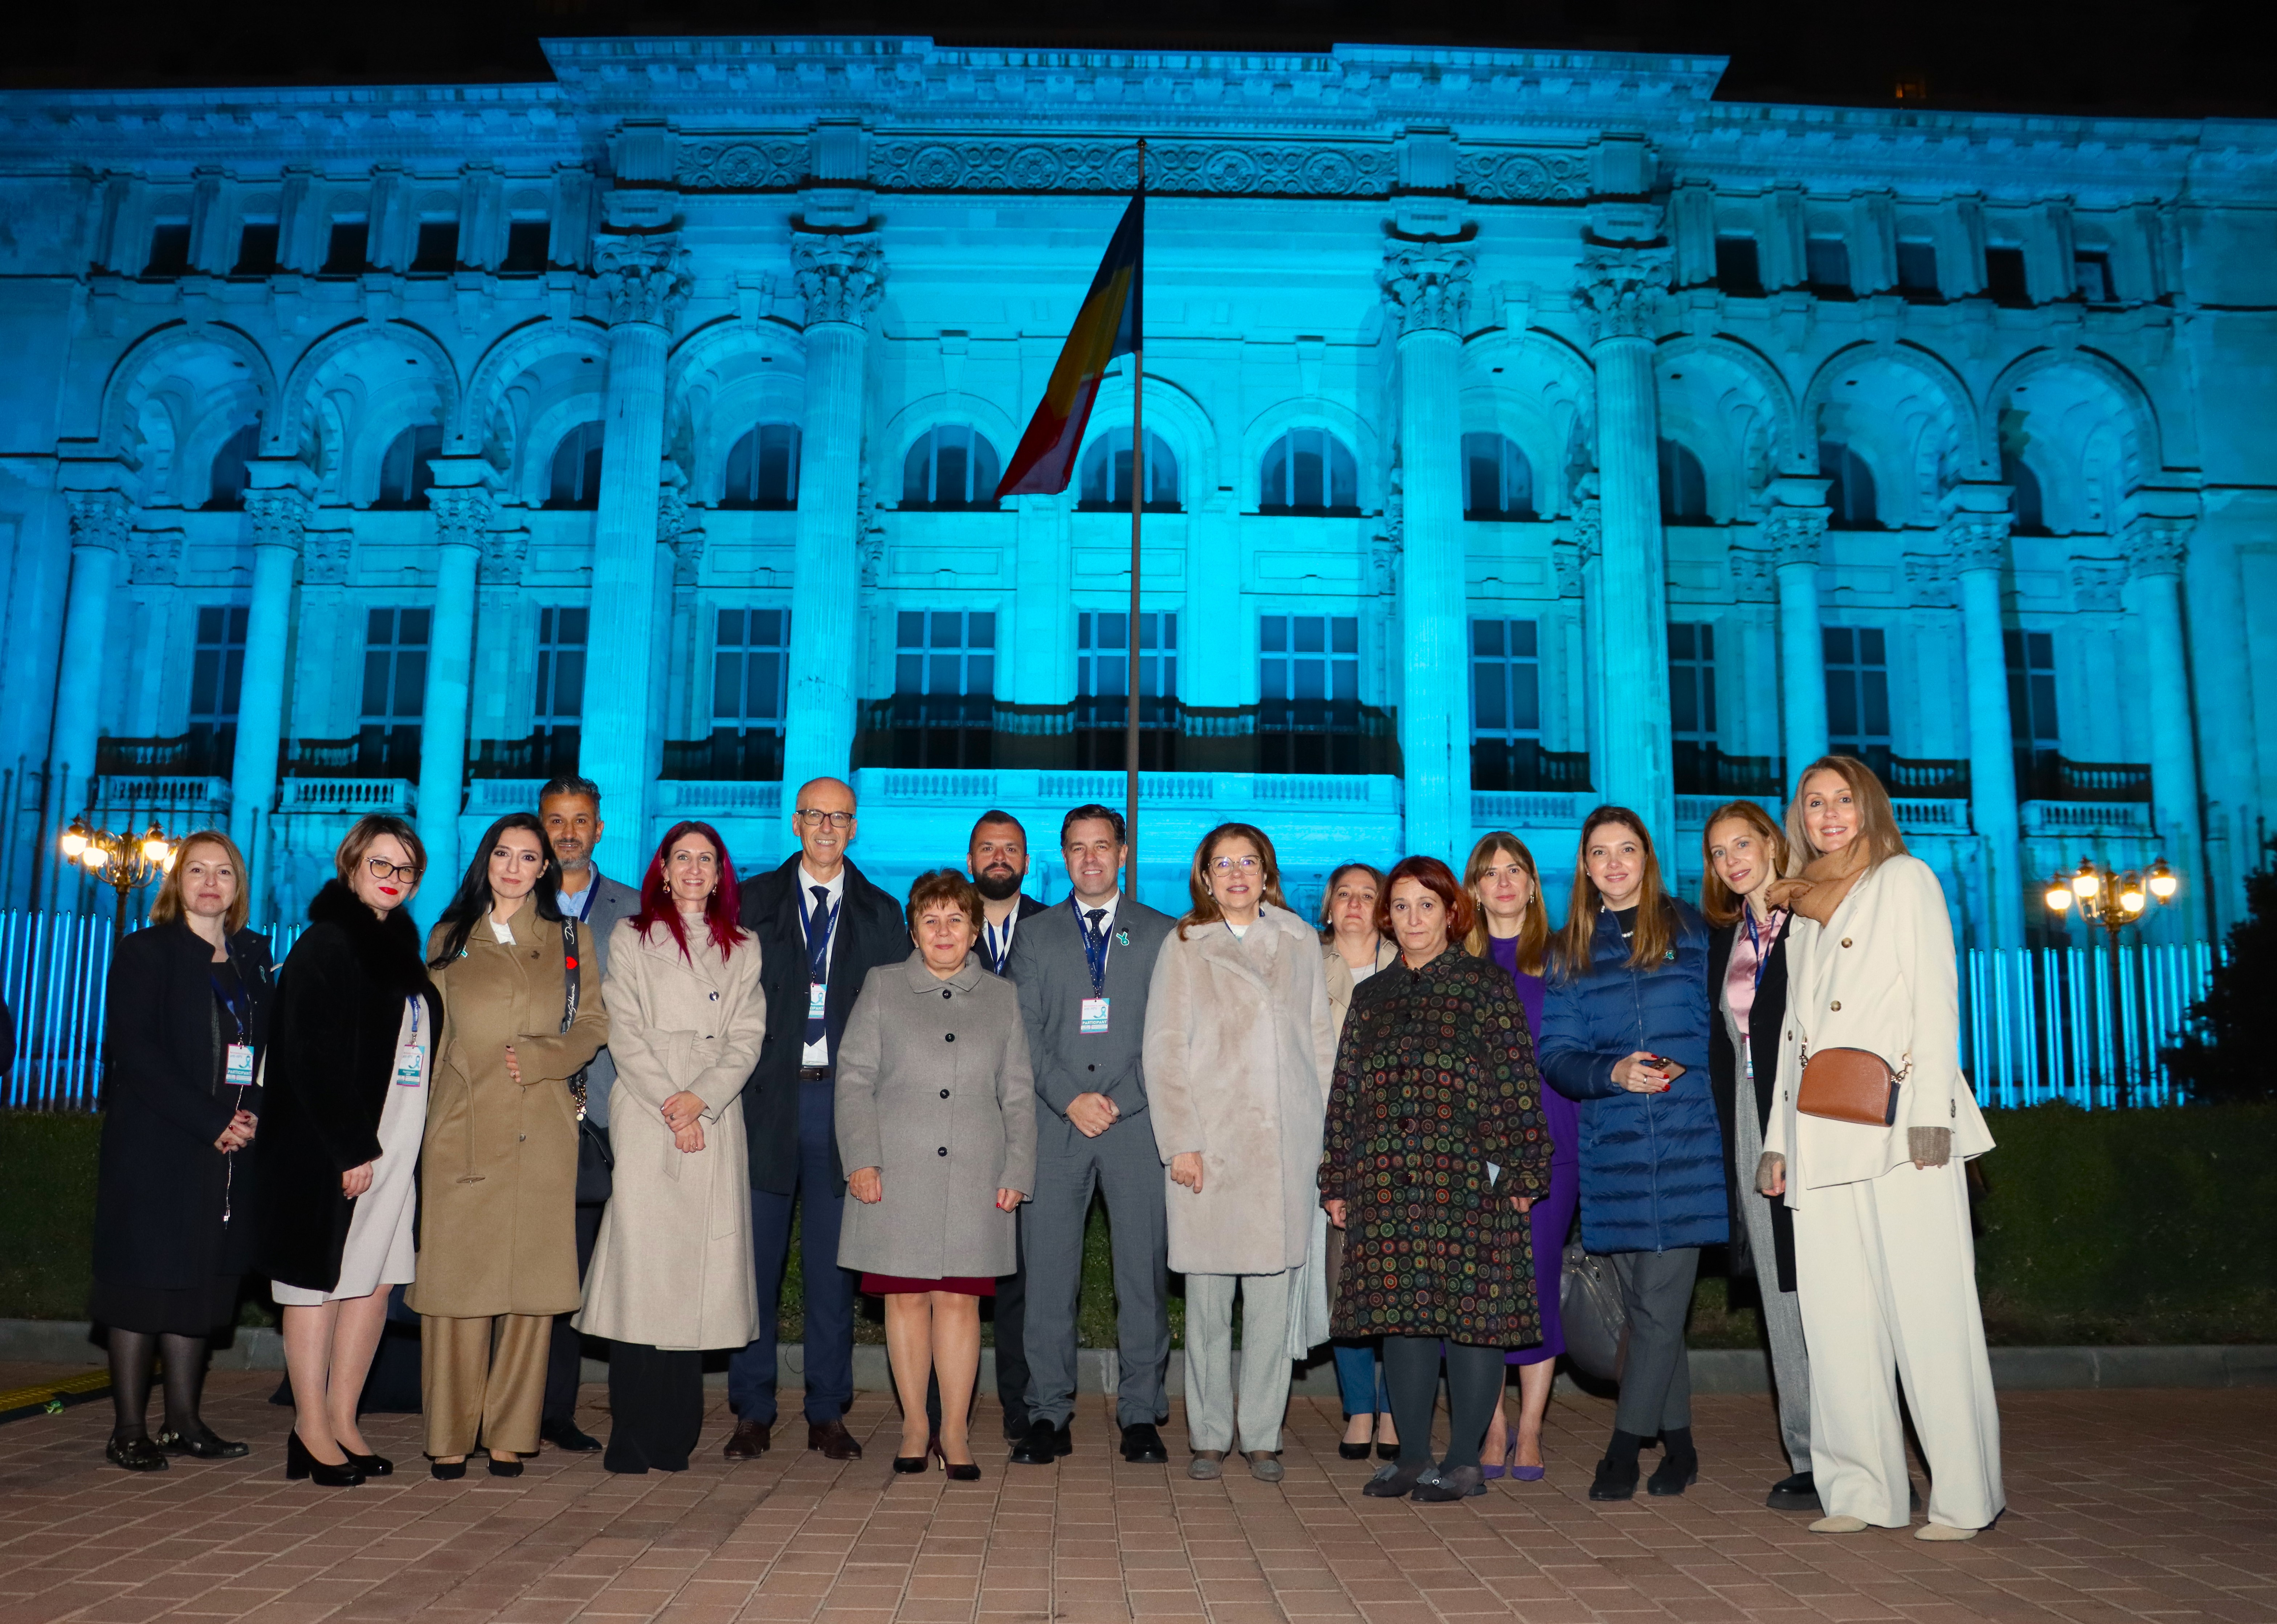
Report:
487,1455,524,1478
285,1429,364,1487
934,1437,980,1483
342,1447,393,1477
1338,1439,1372,1461
431,1459,467,1481
1376,1440,1400,1461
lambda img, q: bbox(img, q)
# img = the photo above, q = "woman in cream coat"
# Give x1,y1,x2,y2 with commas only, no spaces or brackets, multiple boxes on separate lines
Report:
576,822,766,1474
1144,822,1335,1483
1762,756,2001,1540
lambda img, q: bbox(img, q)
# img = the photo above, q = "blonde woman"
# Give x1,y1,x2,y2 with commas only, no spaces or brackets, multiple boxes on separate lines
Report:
1762,757,2001,1540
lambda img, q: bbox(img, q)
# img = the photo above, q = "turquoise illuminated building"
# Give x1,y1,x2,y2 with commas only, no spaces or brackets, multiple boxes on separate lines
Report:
0,37,2270,945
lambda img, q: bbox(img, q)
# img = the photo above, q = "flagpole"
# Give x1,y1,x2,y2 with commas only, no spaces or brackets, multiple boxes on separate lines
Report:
1125,138,1146,904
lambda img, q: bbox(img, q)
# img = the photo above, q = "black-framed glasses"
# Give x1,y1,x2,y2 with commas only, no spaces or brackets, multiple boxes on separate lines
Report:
366,855,420,883
795,808,854,830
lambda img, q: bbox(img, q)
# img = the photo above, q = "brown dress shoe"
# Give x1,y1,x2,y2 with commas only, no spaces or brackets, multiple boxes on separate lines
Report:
807,1419,864,1461
722,1419,771,1460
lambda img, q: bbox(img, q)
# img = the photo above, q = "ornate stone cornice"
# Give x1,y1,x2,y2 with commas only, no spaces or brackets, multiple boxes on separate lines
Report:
1761,505,1829,569
430,487,495,552
2121,516,2191,577
127,527,183,586
244,487,311,552
1380,242,1474,338
65,489,130,553
1943,511,2012,574
792,230,884,328
595,231,695,331
1573,244,1671,345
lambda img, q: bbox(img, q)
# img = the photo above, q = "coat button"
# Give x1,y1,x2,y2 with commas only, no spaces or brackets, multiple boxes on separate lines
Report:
940,1089,950,1099
1830,1000,1841,1011
937,1146,948,1157
705,1034,713,1040
942,989,952,999
1840,938,1852,948
944,1033,956,1043
709,990,719,1001
1087,1063,1097,1072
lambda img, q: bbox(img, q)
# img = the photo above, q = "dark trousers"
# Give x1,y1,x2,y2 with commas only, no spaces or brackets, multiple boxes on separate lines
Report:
542,1200,604,1427
604,1341,703,1473
924,1213,1030,1437
729,1079,855,1424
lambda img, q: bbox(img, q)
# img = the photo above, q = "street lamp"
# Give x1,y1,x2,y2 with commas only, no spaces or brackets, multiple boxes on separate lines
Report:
61,814,178,944
2043,855,2180,1108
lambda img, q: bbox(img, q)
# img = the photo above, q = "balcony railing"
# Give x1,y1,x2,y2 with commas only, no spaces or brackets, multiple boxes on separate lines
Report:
1471,739,1593,795
468,730,580,781
96,731,233,777
1672,744,1783,798
2017,755,2153,803
284,729,421,780
852,699,1402,777
662,729,786,782
1885,756,1970,797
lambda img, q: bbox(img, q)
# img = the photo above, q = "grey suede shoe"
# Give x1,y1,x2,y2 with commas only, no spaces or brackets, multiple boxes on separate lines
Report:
1188,1450,1225,1481
1362,1460,1429,1498
1412,1464,1487,1502
1246,1451,1285,1482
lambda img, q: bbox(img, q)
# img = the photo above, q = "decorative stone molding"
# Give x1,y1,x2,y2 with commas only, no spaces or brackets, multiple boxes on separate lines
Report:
1380,242,1474,336
1902,553,1958,609
1573,244,1672,344
1550,538,1585,599
1457,149,1590,201
244,487,311,553
669,526,707,590
2121,515,2191,578
480,525,530,587
65,489,131,553
866,139,1397,199
678,138,805,191
595,232,694,330
1761,505,1829,569
1727,547,1776,604
430,487,495,553
1942,512,2013,574
2070,557,2127,611
792,230,884,328
303,527,354,586
126,527,184,586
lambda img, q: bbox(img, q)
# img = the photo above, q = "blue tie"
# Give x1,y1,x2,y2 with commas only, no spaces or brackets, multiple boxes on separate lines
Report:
804,885,831,1049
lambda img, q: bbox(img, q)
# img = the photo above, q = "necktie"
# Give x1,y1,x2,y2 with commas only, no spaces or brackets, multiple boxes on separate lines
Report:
805,885,832,1048
1085,908,1108,965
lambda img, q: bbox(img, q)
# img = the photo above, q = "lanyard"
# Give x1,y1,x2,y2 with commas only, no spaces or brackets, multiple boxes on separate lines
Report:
209,962,251,1046
1743,907,1785,991
408,995,421,1043
983,915,1013,974
1072,895,1111,996
802,891,840,980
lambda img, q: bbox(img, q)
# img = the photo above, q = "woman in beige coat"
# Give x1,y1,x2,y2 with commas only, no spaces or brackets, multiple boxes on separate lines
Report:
1144,823,1335,1482
575,821,766,1475
411,813,607,1480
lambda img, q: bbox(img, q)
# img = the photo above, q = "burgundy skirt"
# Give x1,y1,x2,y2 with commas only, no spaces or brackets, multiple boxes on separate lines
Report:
861,1273,996,1298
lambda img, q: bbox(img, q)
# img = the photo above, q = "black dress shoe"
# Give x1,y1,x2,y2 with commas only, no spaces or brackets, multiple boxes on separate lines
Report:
723,1419,772,1459
1119,1421,1168,1464
807,1419,863,1461
1766,1470,1820,1511
285,1429,363,1487
1588,1455,1640,1501
1010,1418,1066,1465
342,1448,393,1477
106,1434,170,1473
155,1424,248,1460
1646,1451,1698,1497
542,1419,604,1453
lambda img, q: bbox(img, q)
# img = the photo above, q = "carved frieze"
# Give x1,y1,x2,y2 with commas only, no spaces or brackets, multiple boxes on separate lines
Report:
1457,149,1590,201
1902,553,1957,609
677,138,806,191
127,528,184,586
480,525,530,587
302,528,353,585
1727,547,1776,604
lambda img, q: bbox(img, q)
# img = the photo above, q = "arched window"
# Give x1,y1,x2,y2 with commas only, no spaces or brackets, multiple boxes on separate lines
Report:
1462,433,1535,520
902,425,1002,510
1260,428,1359,515
374,424,442,510
548,422,605,510
206,423,259,511
722,424,801,510
1818,439,1878,529
1658,438,1708,523
2002,448,2048,536
1077,428,1179,511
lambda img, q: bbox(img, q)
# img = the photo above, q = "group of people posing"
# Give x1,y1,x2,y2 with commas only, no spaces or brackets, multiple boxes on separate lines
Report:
89,754,2003,1537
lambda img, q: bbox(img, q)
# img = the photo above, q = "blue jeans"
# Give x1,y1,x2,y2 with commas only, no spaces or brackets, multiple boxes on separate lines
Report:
728,1080,856,1425
1333,1338,1388,1417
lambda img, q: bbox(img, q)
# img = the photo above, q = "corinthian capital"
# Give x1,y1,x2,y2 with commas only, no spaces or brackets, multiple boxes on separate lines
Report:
1762,504,1829,569
1943,511,2013,574
1379,242,1474,337
430,486,496,552
244,487,312,552
595,231,694,330
792,230,884,328
2122,515,2191,578
65,489,131,553
1573,244,1672,344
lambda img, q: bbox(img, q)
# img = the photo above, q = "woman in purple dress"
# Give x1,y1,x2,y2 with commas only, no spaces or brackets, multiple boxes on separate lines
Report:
1464,833,1574,1482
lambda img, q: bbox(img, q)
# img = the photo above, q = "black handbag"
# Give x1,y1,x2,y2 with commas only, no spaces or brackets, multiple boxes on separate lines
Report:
561,918,613,1206
1558,1241,1630,1383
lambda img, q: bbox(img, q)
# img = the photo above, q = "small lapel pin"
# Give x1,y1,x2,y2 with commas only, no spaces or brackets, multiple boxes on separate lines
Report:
1116,929,1130,947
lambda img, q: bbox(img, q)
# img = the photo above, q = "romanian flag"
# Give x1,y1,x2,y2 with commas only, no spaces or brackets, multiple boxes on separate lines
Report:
995,191,1144,498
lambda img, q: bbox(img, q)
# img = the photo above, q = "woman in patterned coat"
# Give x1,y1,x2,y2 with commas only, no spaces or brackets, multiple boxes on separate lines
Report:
1320,855,1553,1503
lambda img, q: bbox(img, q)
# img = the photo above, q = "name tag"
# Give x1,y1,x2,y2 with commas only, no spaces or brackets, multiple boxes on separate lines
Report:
393,1045,425,1087
808,981,828,1019
1081,997,1110,1034
225,1044,254,1087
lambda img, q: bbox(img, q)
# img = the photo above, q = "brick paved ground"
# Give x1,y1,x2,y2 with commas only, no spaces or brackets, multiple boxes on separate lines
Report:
1,1371,2272,1624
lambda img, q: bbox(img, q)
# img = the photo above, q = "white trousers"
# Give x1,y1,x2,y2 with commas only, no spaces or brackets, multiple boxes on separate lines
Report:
1792,1158,2004,1531
1183,1271,1294,1454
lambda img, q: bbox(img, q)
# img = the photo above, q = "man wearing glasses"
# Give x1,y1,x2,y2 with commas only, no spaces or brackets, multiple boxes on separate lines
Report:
723,776,903,1461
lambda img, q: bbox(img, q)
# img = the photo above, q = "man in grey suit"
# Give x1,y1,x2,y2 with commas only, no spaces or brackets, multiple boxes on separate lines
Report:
538,774,644,1452
1005,804,1176,1466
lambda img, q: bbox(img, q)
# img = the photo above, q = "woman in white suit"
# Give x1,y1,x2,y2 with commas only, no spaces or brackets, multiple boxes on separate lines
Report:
1760,756,2002,1540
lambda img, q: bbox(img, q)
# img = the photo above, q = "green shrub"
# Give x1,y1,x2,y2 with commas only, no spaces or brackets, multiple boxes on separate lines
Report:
0,1110,101,1320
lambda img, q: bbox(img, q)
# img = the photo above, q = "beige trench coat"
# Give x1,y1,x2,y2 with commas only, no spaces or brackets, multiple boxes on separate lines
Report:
407,907,607,1318
1142,904,1336,1276
575,919,767,1350
1323,937,1400,1043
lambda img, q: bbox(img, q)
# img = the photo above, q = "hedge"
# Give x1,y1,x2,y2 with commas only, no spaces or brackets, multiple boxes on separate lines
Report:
5,1104,2272,1347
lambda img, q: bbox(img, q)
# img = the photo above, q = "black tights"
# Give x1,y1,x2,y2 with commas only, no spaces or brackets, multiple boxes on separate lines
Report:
1381,1336,1506,1471
107,1331,210,1442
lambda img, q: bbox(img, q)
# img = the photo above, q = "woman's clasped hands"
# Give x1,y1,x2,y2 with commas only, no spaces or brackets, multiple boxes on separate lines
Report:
661,1090,707,1154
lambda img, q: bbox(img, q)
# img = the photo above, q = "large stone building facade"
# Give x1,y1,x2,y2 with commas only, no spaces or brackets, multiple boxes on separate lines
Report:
0,37,2270,944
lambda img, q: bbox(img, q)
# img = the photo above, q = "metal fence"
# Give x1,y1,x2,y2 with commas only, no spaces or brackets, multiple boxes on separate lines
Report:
0,909,2227,1112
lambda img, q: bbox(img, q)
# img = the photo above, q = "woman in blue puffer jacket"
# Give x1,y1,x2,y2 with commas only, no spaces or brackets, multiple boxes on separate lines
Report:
1538,805,1725,1504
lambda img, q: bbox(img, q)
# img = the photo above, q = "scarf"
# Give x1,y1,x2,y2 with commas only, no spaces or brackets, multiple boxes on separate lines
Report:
1766,844,1870,928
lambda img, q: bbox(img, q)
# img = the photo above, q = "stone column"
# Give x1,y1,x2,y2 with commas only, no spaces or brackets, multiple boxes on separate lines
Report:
1574,240,1676,855
1380,241,1474,861
1946,491,2022,948
779,229,882,820
1764,478,1832,787
2123,513,2204,926
231,465,314,875
419,469,494,910
51,489,130,811
578,230,691,876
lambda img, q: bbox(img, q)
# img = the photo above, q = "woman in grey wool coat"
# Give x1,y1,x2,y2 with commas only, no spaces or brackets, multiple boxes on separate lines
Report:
837,869,1036,1481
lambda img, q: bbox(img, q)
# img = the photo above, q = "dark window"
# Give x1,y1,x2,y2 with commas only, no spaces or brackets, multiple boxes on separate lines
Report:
1823,625,1892,775
535,607,587,729
1668,622,1717,754
901,425,1003,510
359,607,430,775
1986,245,2031,307
2073,251,2113,303
694,607,791,780
188,604,249,771
233,222,281,278
322,218,368,276
1258,614,1360,771
1462,433,1535,520
1658,438,1709,523
206,424,259,511
2006,630,2059,785
1819,440,1879,530
723,424,800,510
1077,610,1179,766
1470,617,1541,748
2002,449,2047,536
502,220,550,274
1714,234,1763,295
410,220,460,274
144,222,191,278
374,425,442,510
1260,428,1359,515
1805,235,1852,296
1896,238,1940,298
886,610,996,768
548,422,605,510
1077,429,1179,511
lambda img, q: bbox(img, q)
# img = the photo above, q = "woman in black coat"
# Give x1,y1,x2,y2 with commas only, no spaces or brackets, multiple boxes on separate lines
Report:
254,814,437,1487
91,831,272,1472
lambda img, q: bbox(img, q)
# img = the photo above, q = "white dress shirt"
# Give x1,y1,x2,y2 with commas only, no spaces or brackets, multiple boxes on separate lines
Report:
800,864,847,1067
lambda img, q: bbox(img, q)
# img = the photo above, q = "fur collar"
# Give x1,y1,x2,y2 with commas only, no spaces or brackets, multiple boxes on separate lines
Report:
307,880,436,998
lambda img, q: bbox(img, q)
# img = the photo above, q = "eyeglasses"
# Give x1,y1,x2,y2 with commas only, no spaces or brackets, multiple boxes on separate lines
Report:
795,809,854,830
365,855,420,883
1210,856,1262,876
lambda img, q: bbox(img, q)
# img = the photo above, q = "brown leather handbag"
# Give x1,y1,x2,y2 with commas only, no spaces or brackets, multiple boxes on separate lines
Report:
1797,1046,1910,1126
